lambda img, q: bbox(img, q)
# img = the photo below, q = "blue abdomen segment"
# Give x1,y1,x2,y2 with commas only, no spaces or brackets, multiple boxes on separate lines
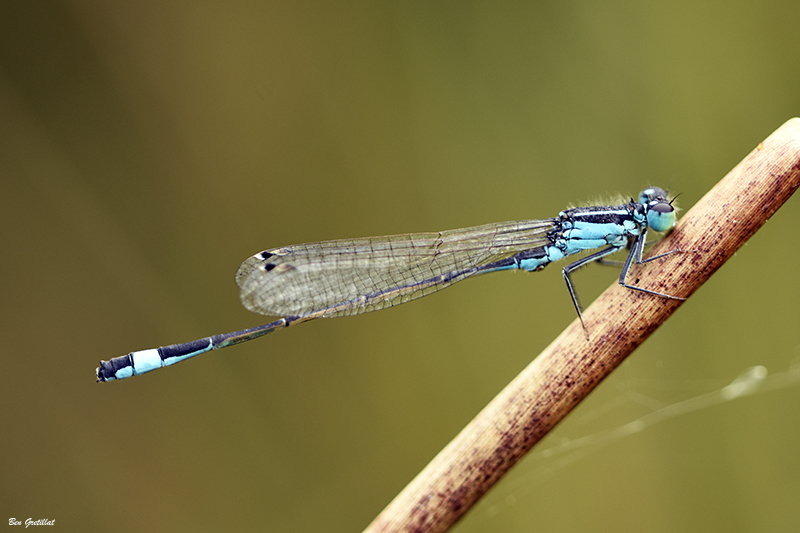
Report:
97,339,214,381
518,245,566,271
476,245,562,274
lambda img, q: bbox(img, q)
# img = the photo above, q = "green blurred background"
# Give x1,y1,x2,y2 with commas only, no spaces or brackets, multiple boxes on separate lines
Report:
2,2,800,532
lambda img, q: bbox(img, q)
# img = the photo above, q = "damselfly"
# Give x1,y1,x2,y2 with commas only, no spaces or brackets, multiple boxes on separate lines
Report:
97,187,685,382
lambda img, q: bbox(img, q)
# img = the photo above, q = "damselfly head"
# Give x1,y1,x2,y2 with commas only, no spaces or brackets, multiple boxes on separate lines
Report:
639,187,677,232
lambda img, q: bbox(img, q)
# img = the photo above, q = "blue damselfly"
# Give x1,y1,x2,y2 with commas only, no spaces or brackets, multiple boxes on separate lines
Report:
97,187,685,382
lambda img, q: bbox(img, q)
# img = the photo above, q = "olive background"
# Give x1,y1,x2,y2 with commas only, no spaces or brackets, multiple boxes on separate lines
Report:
2,2,800,532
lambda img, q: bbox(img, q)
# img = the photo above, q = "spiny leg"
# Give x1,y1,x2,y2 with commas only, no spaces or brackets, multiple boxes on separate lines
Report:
596,235,682,268
618,232,687,300
562,243,627,338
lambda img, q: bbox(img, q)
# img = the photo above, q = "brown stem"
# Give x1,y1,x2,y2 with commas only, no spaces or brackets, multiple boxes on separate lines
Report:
364,118,800,533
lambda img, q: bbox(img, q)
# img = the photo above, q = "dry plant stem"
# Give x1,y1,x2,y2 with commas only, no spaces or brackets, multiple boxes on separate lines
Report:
364,118,800,533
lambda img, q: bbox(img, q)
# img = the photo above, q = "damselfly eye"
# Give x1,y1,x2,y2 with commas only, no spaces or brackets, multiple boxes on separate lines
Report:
650,202,673,213
638,187,669,205
647,201,677,232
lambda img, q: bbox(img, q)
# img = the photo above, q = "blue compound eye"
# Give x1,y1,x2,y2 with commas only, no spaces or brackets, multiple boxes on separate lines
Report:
647,201,676,232
638,187,668,205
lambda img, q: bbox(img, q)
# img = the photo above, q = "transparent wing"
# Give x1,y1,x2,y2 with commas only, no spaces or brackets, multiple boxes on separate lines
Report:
235,218,557,318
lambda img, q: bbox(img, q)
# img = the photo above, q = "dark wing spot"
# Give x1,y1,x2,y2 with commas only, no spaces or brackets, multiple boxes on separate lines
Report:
263,263,295,273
